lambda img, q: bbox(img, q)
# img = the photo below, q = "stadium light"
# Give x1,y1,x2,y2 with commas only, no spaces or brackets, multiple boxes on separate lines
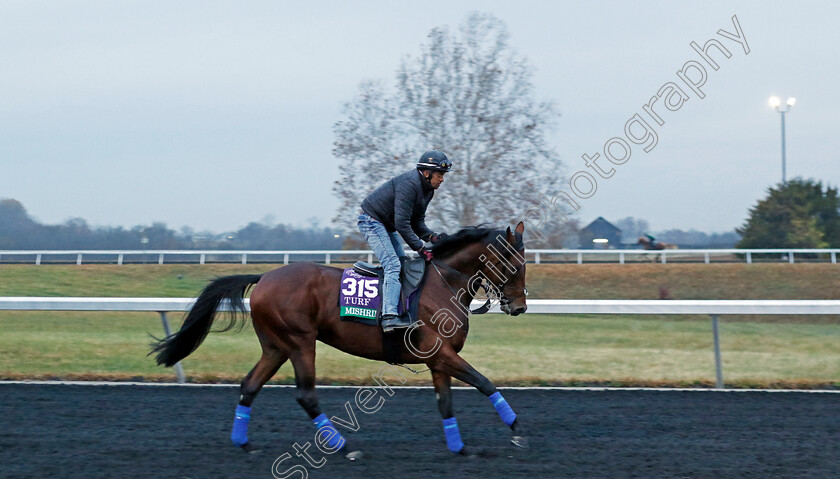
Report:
769,95,795,183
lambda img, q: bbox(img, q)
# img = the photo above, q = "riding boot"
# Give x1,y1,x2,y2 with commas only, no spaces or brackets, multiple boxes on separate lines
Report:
381,313,413,332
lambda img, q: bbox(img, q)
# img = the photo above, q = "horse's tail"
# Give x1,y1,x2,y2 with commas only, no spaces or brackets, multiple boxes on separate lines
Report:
150,274,263,367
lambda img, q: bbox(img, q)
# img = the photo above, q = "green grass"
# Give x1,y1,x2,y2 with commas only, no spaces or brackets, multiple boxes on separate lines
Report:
1,262,838,301
1,263,838,386
525,263,840,300
461,314,840,386
0,264,262,297
0,312,837,387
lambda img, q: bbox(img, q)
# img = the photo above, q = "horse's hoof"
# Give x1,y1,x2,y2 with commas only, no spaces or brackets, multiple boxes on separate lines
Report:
511,435,529,449
458,446,477,458
240,442,260,454
510,418,528,448
458,447,496,458
346,450,363,461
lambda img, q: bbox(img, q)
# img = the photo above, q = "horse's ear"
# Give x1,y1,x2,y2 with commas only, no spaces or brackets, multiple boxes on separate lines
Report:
515,221,525,235
506,226,514,244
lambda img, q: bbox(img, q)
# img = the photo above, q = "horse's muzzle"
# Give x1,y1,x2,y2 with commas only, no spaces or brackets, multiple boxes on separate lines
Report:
501,302,527,316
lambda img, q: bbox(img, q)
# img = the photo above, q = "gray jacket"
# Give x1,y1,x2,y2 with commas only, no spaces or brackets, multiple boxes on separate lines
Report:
361,169,435,251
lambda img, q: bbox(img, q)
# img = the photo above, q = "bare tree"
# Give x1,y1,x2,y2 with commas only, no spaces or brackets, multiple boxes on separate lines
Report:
333,12,563,233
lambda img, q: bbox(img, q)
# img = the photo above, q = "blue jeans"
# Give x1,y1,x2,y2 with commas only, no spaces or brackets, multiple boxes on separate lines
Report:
358,212,406,316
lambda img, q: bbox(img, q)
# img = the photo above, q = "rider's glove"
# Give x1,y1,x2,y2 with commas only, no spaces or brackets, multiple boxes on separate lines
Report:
418,247,434,262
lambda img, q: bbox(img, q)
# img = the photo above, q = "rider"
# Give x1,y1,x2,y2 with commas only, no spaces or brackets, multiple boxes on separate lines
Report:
358,150,452,332
644,233,658,248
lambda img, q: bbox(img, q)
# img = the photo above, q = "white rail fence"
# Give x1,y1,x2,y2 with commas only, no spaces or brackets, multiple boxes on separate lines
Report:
1,249,838,265
2,297,838,387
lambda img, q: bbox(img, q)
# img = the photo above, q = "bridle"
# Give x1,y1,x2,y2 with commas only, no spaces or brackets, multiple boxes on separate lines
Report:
430,260,492,314
430,250,527,315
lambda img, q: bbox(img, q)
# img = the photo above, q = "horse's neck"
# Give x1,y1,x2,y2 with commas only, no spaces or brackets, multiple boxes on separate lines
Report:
432,247,485,307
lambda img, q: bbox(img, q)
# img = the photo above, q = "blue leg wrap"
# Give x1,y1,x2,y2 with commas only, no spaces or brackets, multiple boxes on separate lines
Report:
489,392,517,426
231,404,251,447
442,417,464,454
312,414,346,450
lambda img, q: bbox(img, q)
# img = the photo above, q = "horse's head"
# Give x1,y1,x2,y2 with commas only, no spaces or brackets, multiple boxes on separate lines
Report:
494,222,527,316
431,221,528,316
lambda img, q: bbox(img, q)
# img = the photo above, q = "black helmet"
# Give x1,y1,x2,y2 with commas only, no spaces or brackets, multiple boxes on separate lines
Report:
416,150,452,172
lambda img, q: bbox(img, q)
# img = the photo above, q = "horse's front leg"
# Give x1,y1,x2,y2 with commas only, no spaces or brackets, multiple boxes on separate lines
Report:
432,351,528,448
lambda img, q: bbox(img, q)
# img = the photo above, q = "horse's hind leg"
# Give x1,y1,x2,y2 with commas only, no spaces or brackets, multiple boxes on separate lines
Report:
289,345,347,453
231,348,287,449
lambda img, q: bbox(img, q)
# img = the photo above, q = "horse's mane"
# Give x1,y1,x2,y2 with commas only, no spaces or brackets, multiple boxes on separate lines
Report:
430,224,523,259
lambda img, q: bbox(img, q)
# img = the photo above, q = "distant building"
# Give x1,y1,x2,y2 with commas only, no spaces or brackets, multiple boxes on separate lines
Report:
579,217,622,249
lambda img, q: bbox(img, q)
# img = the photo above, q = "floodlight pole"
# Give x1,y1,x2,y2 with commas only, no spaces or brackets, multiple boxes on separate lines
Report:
779,109,787,183
769,96,795,184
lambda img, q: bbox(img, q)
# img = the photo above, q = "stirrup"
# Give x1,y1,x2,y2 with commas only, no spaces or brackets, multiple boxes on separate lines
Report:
381,314,413,332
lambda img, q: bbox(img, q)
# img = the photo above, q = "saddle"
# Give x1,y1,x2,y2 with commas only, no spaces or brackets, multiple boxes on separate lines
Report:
339,257,426,327
353,257,425,296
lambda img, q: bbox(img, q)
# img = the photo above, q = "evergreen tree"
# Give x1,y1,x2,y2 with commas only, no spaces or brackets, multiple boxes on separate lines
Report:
737,179,840,248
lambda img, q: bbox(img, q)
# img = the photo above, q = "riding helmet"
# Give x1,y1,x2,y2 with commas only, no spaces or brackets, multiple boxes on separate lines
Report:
416,150,453,172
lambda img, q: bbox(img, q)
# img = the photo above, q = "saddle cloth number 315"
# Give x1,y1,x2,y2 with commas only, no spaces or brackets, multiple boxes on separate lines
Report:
341,277,379,298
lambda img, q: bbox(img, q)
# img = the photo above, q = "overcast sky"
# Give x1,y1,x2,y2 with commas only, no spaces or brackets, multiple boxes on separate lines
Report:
1,1,837,234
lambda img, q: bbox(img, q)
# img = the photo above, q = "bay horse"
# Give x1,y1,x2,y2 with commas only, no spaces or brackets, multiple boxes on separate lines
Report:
151,222,529,457
637,236,678,250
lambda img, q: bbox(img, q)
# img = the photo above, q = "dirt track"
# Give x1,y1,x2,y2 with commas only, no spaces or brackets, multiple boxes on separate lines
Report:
2,384,838,478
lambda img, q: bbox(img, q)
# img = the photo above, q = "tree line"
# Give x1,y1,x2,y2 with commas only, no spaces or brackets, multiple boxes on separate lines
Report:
4,180,834,250
0,199,343,250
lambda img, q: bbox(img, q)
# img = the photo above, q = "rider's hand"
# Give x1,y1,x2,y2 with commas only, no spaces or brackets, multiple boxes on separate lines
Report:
418,247,434,262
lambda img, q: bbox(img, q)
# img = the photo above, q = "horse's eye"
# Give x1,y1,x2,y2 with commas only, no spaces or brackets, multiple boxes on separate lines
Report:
524,288,529,296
